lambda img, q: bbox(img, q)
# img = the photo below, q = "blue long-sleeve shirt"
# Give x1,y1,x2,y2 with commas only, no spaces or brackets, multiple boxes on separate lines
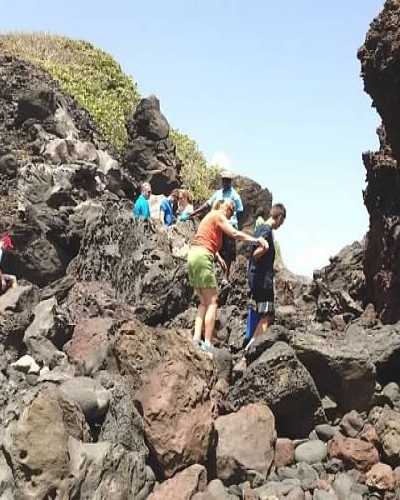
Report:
133,194,151,220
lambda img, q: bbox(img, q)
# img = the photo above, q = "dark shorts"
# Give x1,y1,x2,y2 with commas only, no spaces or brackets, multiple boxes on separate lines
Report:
250,287,275,316
220,234,236,266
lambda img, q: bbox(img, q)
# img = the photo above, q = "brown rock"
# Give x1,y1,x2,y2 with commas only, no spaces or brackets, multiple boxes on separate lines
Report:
215,403,276,484
275,438,295,467
328,434,379,472
148,464,207,500
117,321,216,478
366,463,395,491
64,317,113,374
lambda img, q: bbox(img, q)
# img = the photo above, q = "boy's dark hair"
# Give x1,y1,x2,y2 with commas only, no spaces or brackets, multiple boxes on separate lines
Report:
270,203,286,219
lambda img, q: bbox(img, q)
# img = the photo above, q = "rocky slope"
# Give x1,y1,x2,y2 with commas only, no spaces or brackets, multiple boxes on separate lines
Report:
1,21,400,499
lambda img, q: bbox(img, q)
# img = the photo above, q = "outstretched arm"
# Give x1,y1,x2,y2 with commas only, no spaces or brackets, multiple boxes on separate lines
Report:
217,214,268,248
190,202,209,219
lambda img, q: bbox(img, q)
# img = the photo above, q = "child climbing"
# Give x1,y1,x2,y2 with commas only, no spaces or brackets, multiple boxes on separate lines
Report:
0,234,17,292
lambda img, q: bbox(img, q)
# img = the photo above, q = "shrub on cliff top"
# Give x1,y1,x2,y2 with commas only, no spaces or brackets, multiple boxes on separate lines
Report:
0,32,140,151
0,32,217,200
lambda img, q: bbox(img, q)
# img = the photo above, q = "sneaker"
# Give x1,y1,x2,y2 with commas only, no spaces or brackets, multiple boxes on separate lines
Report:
200,341,213,353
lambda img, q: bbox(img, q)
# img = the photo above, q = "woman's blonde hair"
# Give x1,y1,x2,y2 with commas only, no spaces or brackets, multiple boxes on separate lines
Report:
179,189,192,204
212,199,235,212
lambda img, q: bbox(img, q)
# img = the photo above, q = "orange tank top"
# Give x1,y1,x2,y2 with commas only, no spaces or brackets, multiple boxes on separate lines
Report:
192,211,223,255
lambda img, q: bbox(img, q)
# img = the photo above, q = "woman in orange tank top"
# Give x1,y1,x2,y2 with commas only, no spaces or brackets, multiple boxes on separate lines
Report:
187,200,268,352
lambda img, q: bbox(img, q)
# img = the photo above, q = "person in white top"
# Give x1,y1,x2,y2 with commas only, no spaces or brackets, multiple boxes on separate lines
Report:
177,189,194,221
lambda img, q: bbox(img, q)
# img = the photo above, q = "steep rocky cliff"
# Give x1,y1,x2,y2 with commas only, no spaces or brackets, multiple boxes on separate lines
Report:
358,0,400,323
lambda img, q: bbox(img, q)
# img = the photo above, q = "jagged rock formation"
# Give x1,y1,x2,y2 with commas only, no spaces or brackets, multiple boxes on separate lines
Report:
358,0,400,323
123,95,182,194
2,29,400,499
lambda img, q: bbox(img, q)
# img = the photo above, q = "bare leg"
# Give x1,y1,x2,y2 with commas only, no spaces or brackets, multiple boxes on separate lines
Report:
193,289,206,342
202,288,218,344
253,314,274,339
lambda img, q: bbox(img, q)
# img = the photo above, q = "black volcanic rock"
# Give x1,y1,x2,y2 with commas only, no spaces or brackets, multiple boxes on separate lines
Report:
358,2,400,323
123,95,182,194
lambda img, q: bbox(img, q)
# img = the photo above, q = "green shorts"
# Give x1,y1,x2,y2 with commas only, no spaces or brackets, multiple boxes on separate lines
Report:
187,246,217,289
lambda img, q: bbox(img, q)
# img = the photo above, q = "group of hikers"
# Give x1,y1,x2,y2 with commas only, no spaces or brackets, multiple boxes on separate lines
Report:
132,170,286,352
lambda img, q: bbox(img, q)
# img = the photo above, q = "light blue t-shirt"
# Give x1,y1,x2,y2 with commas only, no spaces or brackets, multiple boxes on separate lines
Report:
160,197,175,226
207,187,243,227
133,194,151,220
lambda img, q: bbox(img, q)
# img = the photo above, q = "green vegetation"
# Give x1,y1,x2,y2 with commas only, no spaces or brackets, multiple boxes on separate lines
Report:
0,32,217,199
171,130,219,200
0,33,140,151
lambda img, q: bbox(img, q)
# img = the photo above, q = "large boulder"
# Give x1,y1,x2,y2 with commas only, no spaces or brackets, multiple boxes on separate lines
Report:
358,2,400,323
2,387,90,499
346,322,400,383
123,95,181,194
214,403,276,485
74,204,192,325
114,320,216,478
228,342,325,437
291,331,376,411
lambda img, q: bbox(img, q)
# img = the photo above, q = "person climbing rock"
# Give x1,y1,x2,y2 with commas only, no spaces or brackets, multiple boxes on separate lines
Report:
0,234,17,292
190,170,243,279
177,189,194,221
159,188,179,226
133,182,152,220
246,203,286,349
187,199,268,352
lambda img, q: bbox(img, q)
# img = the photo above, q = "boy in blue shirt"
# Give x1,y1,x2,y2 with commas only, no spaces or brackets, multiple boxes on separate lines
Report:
246,203,286,348
159,189,179,226
133,182,152,220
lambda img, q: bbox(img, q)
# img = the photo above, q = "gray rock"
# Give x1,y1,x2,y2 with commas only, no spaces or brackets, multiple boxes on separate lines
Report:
382,382,400,403
313,491,338,500
212,347,232,381
99,379,148,454
346,323,400,383
332,472,355,500
340,410,365,438
229,342,325,438
295,440,327,464
292,331,376,412
278,463,319,490
66,437,154,500
205,479,239,500
59,376,110,423
0,450,15,500
315,424,339,441
24,297,72,365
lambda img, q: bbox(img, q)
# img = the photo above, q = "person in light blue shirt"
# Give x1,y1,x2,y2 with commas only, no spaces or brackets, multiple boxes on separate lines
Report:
190,170,244,278
133,182,152,220
159,189,179,226
206,176,243,229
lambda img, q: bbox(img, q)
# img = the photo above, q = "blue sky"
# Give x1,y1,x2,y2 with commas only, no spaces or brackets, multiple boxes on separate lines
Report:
2,0,383,275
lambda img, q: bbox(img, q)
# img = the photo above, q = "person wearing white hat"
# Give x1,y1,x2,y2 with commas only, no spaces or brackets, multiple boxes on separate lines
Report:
190,170,243,279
